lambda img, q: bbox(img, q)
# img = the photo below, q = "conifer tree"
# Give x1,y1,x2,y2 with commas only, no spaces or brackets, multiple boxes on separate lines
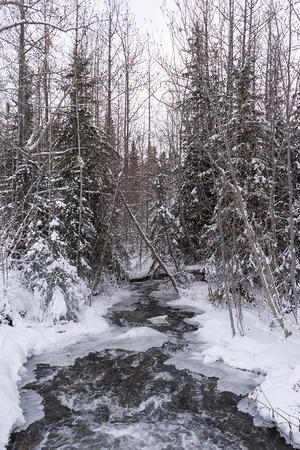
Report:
54,49,97,276
179,24,216,261
55,47,127,285
149,153,183,271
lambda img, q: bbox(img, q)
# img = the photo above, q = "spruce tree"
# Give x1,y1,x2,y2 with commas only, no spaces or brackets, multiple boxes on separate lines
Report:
149,152,183,271
205,61,275,295
179,25,216,262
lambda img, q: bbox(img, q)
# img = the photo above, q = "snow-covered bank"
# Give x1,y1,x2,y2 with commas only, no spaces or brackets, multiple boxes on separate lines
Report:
165,281,300,448
0,276,133,450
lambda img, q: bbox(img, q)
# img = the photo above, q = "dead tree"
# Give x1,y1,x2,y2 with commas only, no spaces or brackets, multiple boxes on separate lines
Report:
119,192,179,294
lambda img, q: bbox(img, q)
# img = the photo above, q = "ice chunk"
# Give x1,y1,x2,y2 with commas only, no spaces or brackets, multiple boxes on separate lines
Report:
148,315,168,324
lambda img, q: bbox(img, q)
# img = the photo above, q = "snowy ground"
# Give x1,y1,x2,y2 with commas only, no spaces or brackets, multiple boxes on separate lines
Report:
126,252,153,279
156,281,300,448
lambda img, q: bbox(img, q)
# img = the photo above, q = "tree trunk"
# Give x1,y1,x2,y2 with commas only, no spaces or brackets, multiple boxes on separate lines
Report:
119,191,179,294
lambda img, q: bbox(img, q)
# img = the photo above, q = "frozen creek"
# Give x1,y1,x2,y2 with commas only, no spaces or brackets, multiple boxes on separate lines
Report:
8,282,292,449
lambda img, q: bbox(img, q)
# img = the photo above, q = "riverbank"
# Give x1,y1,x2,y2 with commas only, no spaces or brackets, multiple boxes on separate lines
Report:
1,274,299,448
0,276,132,449
163,280,300,448
8,281,291,449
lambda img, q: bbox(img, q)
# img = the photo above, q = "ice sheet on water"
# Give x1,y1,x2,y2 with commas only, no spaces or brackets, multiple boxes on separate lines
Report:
15,389,44,432
25,331,119,368
109,327,168,351
165,349,264,396
24,326,168,370
109,291,141,312
157,295,204,313
151,290,180,302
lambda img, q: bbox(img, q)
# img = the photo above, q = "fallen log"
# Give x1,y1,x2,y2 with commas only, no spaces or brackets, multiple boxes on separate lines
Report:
119,192,179,294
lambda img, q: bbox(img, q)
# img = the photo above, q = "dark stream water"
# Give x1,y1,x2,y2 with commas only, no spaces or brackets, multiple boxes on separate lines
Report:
8,282,292,449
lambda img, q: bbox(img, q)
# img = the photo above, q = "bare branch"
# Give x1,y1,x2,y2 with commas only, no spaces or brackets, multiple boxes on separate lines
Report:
0,20,88,34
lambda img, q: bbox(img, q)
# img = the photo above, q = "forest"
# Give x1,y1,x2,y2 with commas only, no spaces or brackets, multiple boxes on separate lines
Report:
0,0,299,335
0,0,300,448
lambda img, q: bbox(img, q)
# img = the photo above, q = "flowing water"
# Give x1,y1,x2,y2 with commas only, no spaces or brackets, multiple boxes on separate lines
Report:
8,281,293,449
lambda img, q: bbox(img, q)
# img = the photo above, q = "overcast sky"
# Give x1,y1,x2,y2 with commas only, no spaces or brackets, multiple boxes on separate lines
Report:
127,0,174,53
128,0,165,25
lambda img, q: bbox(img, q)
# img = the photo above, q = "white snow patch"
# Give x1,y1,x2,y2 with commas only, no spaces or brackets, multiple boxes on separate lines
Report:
50,230,59,241
45,287,67,322
127,252,153,279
